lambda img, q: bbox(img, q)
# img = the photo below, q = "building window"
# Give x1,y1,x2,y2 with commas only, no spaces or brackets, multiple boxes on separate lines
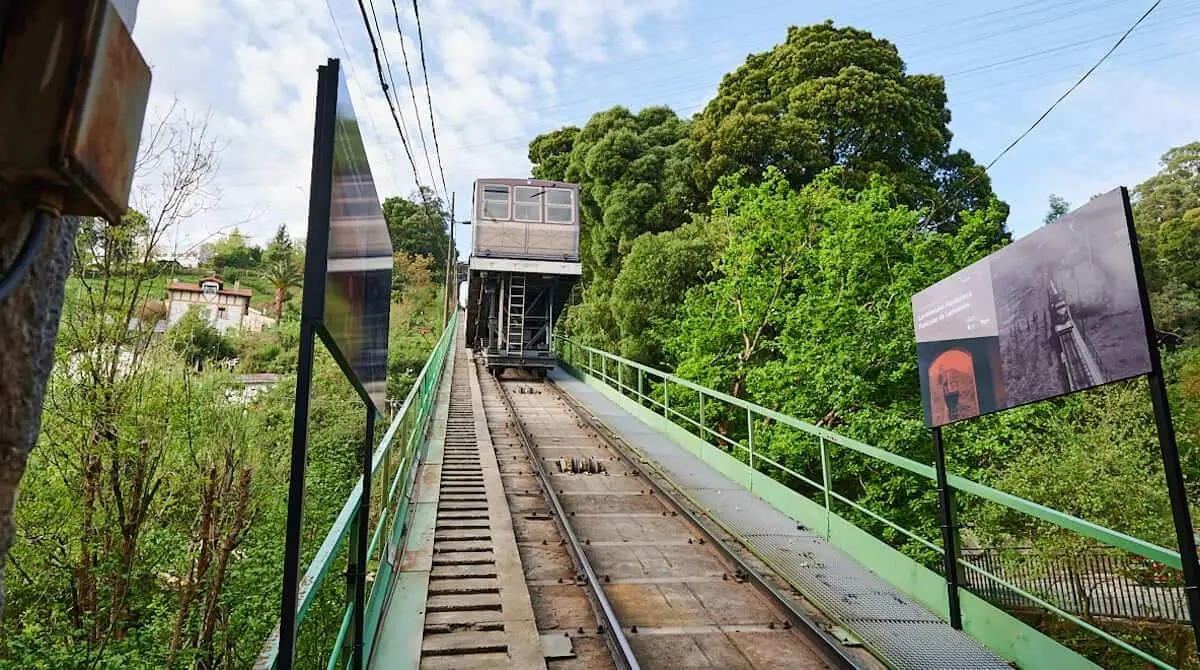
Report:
217,307,227,319
514,186,542,222
482,184,510,219
202,282,218,298
544,188,574,223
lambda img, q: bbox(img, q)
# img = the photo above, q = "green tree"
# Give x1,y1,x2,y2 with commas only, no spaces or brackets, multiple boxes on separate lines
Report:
263,223,295,265
665,168,1007,537
608,216,721,365
262,254,303,321
210,229,262,273
528,125,579,181
1133,141,1200,341
690,21,1005,232
1044,194,1070,224
382,188,450,281
169,308,237,367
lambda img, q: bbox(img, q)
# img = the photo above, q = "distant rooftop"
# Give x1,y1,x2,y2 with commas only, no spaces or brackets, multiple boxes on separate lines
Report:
168,275,252,298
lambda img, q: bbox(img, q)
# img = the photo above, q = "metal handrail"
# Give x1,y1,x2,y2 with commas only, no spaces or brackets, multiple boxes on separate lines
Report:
555,336,1179,568
257,313,458,669
555,335,1186,669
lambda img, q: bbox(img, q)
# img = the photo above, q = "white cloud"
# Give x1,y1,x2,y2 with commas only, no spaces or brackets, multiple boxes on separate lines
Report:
128,0,679,255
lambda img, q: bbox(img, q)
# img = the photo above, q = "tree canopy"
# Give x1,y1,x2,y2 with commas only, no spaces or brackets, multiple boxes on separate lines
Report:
691,21,1005,232
382,188,451,281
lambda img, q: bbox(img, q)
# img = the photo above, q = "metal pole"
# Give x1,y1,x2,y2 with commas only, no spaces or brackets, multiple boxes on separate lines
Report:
1122,184,1200,650
931,426,963,630
279,319,316,668
1149,366,1200,648
443,193,456,328
352,404,375,669
638,368,644,406
747,408,754,472
820,437,832,538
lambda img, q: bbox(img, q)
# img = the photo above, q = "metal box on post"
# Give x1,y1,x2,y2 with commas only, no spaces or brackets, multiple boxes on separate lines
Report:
0,0,152,220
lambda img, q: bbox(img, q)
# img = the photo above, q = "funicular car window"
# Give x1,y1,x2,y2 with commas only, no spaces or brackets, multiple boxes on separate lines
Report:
482,184,510,218
514,186,542,222
544,187,573,223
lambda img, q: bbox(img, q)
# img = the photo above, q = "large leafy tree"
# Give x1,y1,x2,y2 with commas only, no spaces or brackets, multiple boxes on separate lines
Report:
691,21,1005,232
1133,142,1200,340
537,105,698,283
382,188,450,281
665,168,1007,537
528,126,579,181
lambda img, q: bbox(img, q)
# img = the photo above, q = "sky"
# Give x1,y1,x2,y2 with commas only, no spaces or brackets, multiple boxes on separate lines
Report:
129,0,1200,259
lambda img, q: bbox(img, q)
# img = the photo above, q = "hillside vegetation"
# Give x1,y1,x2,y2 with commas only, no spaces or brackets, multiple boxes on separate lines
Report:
532,23,1200,667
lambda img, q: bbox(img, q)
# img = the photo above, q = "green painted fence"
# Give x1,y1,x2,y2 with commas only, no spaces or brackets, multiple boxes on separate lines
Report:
256,313,456,670
556,336,1189,670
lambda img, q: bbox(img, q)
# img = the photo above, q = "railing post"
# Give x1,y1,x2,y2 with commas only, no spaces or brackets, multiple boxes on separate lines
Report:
747,408,754,478
663,379,670,417
601,355,607,383
638,368,644,406
820,437,831,539
931,426,963,630
698,391,704,437
588,349,594,374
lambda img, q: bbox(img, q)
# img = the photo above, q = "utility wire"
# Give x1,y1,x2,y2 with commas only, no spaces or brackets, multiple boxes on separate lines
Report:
981,0,1163,173
927,0,1166,225
366,0,433,198
389,0,440,203
353,0,429,205
411,0,451,202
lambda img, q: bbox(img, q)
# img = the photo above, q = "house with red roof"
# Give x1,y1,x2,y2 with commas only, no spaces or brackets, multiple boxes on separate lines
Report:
165,276,262,333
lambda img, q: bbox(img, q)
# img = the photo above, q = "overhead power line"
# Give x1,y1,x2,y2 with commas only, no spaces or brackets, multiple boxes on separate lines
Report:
411,0,451,202
353,0,430,204
925,0,1166,225
980,0,1164,172
389,0,440,204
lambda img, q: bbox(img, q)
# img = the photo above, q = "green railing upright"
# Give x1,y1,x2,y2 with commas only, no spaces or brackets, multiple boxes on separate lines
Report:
556,335,1192,670
257,313,457,670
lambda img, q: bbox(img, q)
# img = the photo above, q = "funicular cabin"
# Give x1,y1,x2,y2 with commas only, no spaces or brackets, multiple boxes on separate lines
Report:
465,178,581,376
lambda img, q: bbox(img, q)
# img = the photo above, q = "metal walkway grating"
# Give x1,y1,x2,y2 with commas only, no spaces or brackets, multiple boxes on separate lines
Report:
550,369,1013,670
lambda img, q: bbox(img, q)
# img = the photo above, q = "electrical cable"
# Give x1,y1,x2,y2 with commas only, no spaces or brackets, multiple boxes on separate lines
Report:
0,210,51,303
353,0,428,205
925,0,1166,226
410,0,450,201
981,0,1164,173
388,0,440,203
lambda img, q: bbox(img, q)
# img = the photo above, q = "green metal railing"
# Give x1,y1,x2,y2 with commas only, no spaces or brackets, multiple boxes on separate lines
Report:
257,314,456,670
556,336,1190,669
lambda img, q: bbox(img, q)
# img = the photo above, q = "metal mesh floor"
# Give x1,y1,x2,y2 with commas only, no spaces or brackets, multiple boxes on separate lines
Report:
551,370,1012,670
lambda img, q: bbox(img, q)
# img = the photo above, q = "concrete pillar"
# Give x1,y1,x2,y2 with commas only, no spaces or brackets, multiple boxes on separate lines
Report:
0,201,79,613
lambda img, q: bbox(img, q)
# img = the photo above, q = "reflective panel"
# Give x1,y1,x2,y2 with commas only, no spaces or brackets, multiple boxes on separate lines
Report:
309,61,393,414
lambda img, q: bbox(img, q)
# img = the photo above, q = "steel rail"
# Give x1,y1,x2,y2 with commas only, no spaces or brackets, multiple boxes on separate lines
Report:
486,368,640,670
546,378,865,670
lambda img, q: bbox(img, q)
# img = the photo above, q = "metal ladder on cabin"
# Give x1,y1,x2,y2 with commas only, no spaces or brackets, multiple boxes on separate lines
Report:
506,274,526,354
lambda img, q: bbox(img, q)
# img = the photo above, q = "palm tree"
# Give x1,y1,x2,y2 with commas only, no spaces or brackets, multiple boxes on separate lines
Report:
262,256,302,321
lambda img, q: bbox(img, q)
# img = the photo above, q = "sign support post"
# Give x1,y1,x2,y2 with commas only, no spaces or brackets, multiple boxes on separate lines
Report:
1123,187,1200,652
931,426,962,630
351,403,375,670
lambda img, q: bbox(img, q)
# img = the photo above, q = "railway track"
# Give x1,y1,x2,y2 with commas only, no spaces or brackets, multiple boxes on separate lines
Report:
414,347,865,669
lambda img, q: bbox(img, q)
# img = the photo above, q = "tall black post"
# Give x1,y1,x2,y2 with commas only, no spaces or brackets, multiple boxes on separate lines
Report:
1121,185,1200,652
931,426,963,630
278,319,317,668
1147,368,1200,651
351,405,375,669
